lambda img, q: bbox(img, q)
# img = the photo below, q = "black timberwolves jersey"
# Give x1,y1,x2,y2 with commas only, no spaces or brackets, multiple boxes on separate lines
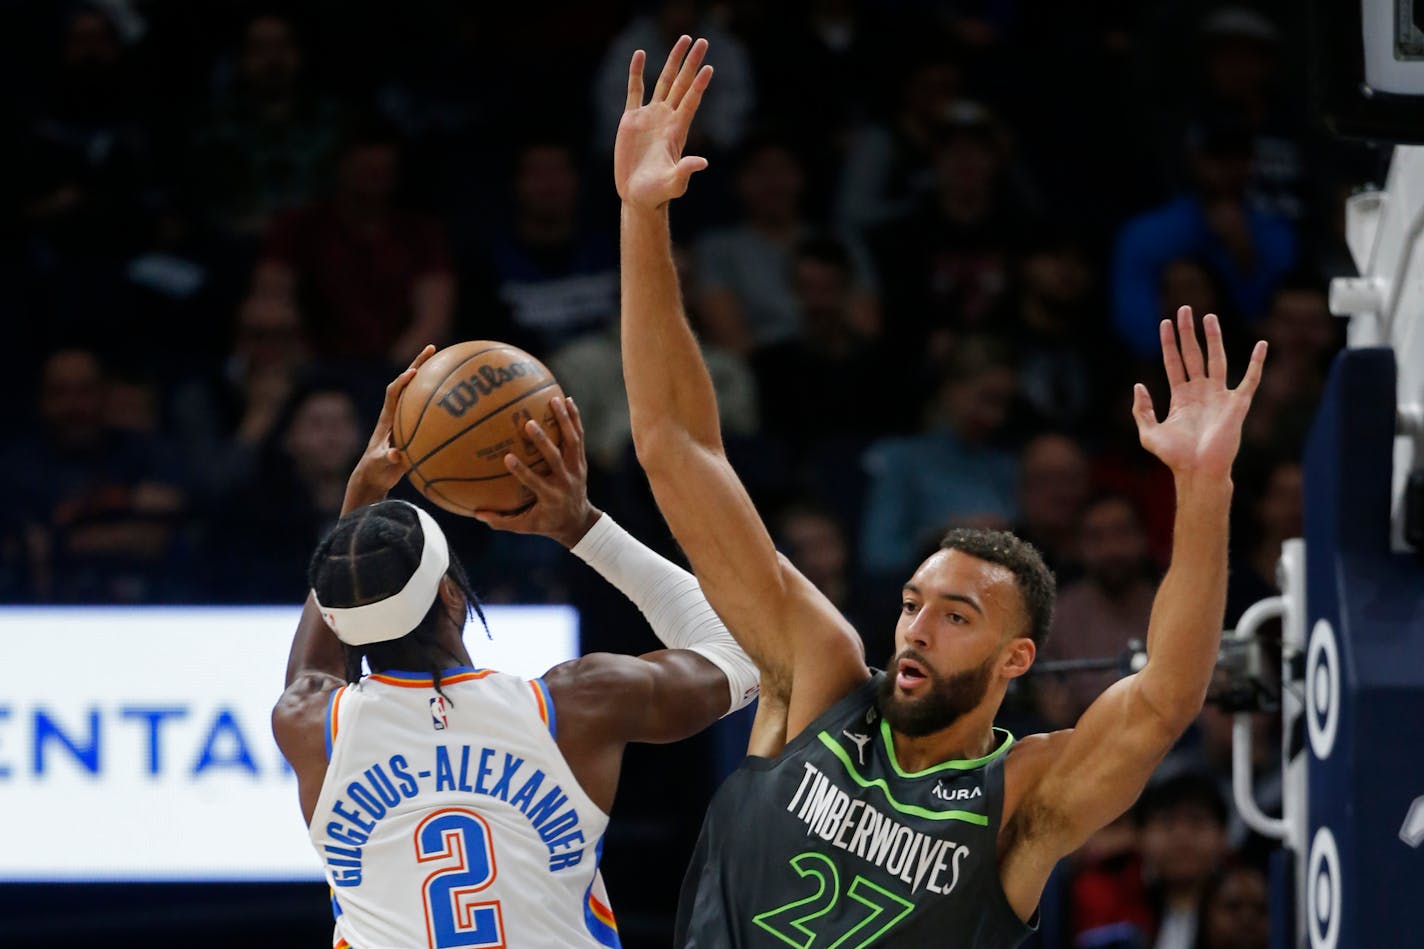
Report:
676,674,1034,948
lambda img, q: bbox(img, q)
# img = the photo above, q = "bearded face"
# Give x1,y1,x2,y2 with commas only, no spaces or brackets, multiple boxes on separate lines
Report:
876,648,997,737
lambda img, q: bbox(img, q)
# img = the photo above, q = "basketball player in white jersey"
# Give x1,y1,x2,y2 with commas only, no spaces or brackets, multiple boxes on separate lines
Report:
272,346,761,949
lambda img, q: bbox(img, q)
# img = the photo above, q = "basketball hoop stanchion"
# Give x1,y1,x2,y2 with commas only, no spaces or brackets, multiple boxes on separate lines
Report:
1229,594,1288,843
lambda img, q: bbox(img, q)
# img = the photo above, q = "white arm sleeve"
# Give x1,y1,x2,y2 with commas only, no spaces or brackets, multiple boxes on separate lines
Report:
570,513,760,714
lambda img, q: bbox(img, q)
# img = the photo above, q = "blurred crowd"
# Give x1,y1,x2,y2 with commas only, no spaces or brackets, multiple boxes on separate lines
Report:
1,1,1374,945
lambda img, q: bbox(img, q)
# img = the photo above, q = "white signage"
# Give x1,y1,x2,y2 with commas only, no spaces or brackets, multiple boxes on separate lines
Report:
0,605,579,882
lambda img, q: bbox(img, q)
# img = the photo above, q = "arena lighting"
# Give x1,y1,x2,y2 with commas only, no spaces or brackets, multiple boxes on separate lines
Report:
0,605,578,882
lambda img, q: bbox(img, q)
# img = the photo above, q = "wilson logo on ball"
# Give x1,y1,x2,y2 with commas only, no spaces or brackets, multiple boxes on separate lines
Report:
436,360,543,418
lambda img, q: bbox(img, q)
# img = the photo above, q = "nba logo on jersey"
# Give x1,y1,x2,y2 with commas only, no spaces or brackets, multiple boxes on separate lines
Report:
429,696,448,731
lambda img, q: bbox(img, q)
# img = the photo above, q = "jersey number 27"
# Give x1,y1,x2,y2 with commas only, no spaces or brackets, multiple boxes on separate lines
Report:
415,808,504,949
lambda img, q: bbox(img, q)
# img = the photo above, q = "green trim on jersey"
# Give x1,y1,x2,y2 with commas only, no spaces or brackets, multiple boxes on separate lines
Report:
817,732,990,825
878,720,1014,778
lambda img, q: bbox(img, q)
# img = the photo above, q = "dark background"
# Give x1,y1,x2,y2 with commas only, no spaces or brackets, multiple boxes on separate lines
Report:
0,0,1385,946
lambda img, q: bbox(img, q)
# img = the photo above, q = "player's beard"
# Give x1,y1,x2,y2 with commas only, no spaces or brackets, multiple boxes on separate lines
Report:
876,650,997,737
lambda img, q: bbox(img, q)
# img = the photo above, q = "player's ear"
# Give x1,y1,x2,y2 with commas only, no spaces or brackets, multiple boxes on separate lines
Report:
1000,637,1035,680
437,576,463,610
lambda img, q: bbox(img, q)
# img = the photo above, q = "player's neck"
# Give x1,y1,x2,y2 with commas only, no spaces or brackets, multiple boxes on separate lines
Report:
887,707,999,774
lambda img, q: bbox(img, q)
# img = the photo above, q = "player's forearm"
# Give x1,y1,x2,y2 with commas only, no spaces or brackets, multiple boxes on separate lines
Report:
619,203,724,458
285,594,345,686
287,473,388,685
572,512,760,713
1136,474,1233,724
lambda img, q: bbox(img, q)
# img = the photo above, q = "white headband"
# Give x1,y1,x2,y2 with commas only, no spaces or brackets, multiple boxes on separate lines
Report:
313,502,451,646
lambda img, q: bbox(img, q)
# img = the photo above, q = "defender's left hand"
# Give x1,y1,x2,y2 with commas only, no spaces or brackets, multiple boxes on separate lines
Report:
614,36,714,210
1133,307,1267,479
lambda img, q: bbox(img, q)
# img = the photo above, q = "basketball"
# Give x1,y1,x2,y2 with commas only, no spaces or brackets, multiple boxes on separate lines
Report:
395,341,564,516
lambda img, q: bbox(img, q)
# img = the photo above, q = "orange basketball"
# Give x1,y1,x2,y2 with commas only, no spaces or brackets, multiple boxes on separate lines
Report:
395,341,564,516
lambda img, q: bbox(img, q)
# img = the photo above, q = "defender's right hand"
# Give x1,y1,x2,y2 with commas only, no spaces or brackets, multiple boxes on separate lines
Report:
614,36,713,210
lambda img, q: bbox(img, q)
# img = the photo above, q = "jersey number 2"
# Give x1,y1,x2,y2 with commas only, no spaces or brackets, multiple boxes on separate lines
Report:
415,808,505,949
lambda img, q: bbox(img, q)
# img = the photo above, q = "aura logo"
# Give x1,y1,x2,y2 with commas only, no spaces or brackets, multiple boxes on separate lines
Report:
932,781,982,804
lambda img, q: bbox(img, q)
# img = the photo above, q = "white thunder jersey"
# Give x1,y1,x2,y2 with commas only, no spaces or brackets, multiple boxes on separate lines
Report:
310,666,619,949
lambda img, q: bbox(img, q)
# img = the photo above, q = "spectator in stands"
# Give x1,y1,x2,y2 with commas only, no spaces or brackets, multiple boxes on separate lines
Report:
171,293,313,499
251,123,454,367
1193,864,1269,949
548,245,758,475
594,0,754,154
1226,455,1303,626
999,232,1121,435
749,0,886,206
477,137,620,354
693,135,877,354
1139,774,1232,949
1013,433,1091,581
1166,705,1280,857
871,103,1028,366
211,378,363,601
774,500,884,658
1036,495,1158,728
860,336,1019,577
188,12,347,240
18,5,155,333
0,349,188,603
1070,772,1231,949
1240,278,1337,454
750,236,896,455
1184,8,1306,222
834,43,962,233
1113,122,1295,359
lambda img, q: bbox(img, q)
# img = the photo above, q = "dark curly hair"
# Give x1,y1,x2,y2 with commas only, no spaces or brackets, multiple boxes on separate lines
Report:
938,528,1056,647
309,500,485,696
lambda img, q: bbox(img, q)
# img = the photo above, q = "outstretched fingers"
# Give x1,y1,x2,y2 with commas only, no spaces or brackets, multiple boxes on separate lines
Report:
1131,382,1158,434
667,38,709,109
1203,312,1228,381
652,35,692,102
625,49,646,111
1177,306,1206,379
1160,318,1187,388
1235,340,1268,402
675,65,714,136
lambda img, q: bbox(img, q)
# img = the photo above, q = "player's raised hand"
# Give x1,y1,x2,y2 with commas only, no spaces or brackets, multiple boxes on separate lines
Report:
344,345,436,509
615,36,713,210
1132,307,1267,479
472,397,602,549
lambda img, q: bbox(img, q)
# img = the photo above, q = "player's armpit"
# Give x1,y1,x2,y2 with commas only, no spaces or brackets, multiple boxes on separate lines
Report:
998,675,1183,916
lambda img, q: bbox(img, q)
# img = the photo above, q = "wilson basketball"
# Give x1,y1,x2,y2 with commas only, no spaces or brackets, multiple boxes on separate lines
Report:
395,341,564,516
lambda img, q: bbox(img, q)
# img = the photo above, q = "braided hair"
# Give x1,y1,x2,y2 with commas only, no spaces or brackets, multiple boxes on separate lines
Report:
309,500,485,696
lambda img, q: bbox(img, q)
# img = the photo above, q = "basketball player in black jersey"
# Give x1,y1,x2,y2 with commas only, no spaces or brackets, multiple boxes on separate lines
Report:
615,38,1268,947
